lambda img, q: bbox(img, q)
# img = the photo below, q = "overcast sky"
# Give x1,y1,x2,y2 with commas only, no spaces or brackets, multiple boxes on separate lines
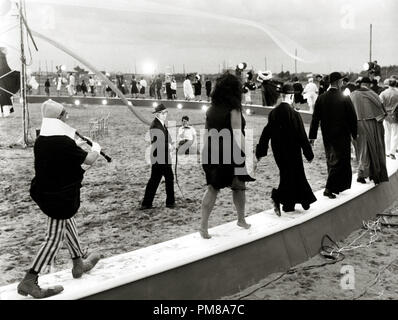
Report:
2,0,397,75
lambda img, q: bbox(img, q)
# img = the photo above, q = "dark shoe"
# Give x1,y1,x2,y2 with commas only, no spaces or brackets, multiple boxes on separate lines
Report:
272,199,281,217
302,203,310,210
323,189,336,199
166,203,176,209
282,206,295,212
17,272,64,299
357,177,366,184
139,204,153,210
390,154,396,160
72,252,102,279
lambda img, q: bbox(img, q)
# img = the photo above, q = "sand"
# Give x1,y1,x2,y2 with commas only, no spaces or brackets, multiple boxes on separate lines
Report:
223,203,398,300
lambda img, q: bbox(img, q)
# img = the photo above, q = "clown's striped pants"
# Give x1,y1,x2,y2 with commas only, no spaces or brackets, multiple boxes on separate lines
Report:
31,217,84,274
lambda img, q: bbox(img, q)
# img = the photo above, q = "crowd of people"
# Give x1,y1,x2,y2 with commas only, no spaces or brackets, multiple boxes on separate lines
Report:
41,72,214,102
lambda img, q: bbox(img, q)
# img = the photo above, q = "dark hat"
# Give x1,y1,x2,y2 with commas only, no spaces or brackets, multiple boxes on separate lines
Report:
329,72,345,83
280,83,295,94
360,77,372,84
152,103,167,114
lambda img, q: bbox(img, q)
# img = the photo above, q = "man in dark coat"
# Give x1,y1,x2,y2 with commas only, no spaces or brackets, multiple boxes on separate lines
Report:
256,83,316,216
309,72,358,199
141,104,175,209
293,77,305,104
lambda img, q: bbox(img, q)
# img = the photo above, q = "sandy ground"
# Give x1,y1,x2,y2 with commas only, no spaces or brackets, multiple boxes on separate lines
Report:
223,203,398,300
2,101,388,301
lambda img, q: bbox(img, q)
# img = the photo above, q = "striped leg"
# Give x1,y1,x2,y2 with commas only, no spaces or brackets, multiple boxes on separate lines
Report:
31,218,66,274
64,218,85,259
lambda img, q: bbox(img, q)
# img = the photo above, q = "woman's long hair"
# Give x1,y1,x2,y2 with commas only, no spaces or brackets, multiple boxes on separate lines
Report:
211,73,243,111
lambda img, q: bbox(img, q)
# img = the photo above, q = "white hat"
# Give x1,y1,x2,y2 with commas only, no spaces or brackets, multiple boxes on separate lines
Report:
41,99,65,119
257,70,273,81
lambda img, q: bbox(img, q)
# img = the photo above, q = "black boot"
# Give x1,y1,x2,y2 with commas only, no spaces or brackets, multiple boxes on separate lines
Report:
272,199,281,217
323,189,336,199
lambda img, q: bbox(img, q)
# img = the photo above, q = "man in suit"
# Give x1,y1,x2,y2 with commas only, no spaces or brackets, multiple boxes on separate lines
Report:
309,72,358,199
141,104,175,209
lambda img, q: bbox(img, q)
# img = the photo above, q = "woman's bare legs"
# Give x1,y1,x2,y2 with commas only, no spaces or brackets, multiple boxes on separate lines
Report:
200,186,219,239
233,189,251,229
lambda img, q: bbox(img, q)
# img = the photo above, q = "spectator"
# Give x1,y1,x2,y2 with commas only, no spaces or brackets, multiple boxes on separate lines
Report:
205,77,212,102
171,76,177,100
67,73,76,96
303,78,318,113
155,75,163,100
165,73,172,100
194,74,202,101
139,77,147,99
80,80,88,97
292,76,305,105
177,116,197,155
88,76,96,97
131,75,139,98
183,74,194,101
44,78,51,97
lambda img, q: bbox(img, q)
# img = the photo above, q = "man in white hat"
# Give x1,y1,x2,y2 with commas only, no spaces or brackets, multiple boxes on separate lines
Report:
17,100,103,299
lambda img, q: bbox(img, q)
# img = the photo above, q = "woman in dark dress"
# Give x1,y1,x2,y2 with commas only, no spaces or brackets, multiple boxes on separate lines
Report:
131,76,139,98
200,73,255,239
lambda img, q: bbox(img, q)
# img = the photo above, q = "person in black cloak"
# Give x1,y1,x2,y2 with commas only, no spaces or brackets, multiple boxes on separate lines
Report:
256,83,316,215
292,76,305,105
309,72,358,199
